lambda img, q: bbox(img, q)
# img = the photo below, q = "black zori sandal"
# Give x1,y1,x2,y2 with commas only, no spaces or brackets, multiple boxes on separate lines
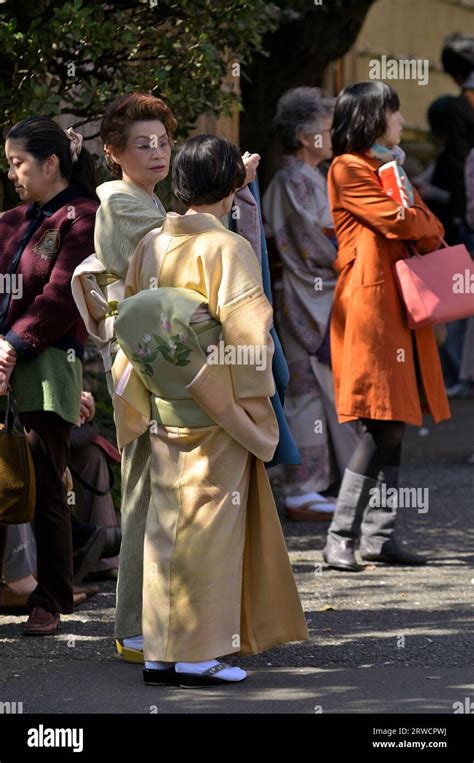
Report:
177,662,248,688
143,667,179,686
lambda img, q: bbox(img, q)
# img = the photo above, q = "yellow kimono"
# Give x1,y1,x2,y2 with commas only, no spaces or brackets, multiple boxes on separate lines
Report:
114,212,309,661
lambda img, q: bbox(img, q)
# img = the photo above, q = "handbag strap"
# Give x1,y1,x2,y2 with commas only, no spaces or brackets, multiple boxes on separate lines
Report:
68,461,115,497
3,386,25,435
406,236,447,257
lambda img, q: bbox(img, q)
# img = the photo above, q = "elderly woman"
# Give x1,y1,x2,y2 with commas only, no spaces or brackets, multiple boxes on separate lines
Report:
88,94,176,662
263,87,360,521
112,135,308,686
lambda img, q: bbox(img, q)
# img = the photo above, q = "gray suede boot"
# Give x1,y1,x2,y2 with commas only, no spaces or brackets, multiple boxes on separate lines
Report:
359,466,427,565
323,469,379,571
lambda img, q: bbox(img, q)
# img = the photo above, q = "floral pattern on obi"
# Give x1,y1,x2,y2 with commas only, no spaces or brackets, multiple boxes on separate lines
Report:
132,312,193,376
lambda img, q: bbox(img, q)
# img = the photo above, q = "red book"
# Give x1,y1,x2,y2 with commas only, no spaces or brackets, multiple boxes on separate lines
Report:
378,160,410,207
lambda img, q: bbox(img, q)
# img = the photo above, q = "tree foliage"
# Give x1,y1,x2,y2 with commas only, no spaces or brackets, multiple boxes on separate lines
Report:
0,0,278,136
240,0,376,185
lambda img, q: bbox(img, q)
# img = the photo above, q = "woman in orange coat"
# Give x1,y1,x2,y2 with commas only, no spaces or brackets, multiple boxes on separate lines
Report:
323,81,450,572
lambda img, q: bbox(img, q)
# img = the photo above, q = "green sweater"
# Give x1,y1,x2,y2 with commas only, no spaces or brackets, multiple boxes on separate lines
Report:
1,347,82,424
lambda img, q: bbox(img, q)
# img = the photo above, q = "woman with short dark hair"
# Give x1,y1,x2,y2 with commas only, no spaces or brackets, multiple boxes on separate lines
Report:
172,134,246,205
86,98,263,665
113,134,309,686
322,81,450,572
331,80,401,156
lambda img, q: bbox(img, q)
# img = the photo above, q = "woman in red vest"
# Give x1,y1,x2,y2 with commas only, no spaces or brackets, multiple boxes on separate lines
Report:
0,116,98,634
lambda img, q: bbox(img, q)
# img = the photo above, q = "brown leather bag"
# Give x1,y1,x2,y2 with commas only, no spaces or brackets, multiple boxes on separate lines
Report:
0,388,35,524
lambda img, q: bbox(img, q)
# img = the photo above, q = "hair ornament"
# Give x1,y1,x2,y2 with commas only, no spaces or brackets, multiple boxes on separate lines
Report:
65,127,84,163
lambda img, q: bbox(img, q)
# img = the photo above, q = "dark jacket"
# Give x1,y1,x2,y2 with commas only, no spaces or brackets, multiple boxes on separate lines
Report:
0,186,98,360
445,94,474,218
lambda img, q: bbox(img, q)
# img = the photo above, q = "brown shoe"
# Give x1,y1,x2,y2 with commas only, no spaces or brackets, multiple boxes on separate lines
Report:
23,606,60,636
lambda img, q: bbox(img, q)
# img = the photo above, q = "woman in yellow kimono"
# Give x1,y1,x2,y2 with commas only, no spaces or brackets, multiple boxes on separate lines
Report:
113,135,309,687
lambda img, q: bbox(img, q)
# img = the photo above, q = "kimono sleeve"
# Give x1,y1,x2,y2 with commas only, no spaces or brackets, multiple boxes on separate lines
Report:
205,235,275,401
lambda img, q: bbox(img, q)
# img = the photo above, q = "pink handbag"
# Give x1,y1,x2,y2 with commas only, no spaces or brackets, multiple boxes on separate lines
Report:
393,239,474,329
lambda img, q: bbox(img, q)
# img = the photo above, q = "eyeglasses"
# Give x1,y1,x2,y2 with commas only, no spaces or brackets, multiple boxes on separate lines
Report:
130,138,175,152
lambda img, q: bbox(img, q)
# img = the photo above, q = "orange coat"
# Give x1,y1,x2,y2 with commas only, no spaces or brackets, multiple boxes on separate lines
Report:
328,152,451,426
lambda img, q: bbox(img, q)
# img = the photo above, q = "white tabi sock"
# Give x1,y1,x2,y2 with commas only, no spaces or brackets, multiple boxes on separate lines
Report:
285,492,336,509
175,659,247,682
123,635,144,651
145,661,175,671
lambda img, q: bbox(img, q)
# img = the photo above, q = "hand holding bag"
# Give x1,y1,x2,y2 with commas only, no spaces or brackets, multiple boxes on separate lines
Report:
393,239,474,329
0,387,36,524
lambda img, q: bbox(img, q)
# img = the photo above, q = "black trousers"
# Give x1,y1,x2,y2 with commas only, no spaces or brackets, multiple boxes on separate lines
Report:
22,411,74,615
347,418,405,480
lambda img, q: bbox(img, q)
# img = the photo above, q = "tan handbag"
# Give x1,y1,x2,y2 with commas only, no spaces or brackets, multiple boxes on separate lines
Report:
0,387,36,524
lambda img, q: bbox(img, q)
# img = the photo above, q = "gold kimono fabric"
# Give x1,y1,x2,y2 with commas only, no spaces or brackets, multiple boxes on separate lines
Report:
119,211,309,661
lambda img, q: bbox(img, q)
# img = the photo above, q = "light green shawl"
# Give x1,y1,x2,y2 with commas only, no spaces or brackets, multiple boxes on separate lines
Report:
94,180,166,278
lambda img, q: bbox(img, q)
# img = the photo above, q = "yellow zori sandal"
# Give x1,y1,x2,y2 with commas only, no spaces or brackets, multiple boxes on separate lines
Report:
115,639,144,664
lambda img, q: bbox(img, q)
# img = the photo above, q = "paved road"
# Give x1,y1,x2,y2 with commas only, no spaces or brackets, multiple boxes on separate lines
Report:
0,399,473,714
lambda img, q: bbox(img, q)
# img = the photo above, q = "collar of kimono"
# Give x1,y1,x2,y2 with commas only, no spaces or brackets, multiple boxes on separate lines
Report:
162,211,227,236
96,178,159,208
283,154,323,180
